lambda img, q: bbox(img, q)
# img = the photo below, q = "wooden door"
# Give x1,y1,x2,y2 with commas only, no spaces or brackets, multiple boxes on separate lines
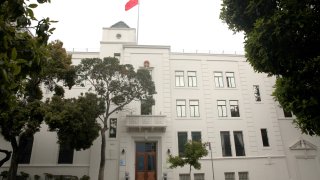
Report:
135,142,157,180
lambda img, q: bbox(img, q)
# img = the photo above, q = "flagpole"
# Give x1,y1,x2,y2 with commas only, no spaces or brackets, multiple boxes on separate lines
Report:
137,0,140,44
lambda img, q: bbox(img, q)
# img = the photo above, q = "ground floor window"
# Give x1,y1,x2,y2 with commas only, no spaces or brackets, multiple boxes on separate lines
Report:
179,174,190,180
194,173,205,180
238,172,249,180
224,172,235,180
224,171,249,180
18,135,34,164
58,143,74,164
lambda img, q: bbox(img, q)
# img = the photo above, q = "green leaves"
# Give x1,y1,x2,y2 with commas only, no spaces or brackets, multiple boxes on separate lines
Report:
76,57,156,115
168,141,208,172
45,93,105,150
221,0,320,135
28,4,38,8
0,0,54,111
0,100,45,141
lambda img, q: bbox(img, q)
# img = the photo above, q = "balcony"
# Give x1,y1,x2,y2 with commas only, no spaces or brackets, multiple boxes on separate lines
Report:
126,115,167,132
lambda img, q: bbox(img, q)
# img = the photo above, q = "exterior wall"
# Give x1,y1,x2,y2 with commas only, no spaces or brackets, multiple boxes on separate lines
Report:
1,23,320,180
165,54,292,180
278,117,320,180
0,124,91,179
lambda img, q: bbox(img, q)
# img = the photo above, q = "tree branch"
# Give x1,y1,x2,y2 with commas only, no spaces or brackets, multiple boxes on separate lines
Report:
107,98,134,117
0,149,12,167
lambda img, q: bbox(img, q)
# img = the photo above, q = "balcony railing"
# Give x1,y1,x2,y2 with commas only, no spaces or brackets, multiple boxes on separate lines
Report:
126,115,166,132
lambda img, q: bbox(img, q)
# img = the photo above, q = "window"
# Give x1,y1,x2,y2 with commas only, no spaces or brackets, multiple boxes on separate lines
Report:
217,100,227,117
189,100,200,117
194,173,205,180
253,85,261,101
141,100,152,115
18,135,34,164
230,100,240,117
176,100,186,117
191,131,201,142
178,132,188,156
187,71,197,87
220,131,232,156
283,109,292,117
238,172,249,180
214,72,224,88
114,53,121,58
224,172,235,180
179,174,191,180
109,118,117,138
261,129,270,147
175,71,185,87
226,72,236,88
234,131,245,156
58,143,74,164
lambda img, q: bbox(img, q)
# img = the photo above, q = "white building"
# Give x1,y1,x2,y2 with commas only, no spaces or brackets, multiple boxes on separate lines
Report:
1,21,320,180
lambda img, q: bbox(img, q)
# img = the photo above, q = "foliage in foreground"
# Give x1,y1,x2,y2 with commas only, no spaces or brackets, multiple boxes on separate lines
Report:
168,141,208,174
0,1,77,178
220,0,320,135
45,93,105,150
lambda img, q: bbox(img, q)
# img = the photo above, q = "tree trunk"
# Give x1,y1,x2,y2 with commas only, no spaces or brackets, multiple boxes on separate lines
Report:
98,128,107,180
0,149,12,167
8,138,18,180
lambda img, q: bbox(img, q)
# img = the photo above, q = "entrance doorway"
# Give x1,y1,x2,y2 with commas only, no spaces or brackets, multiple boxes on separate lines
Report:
135,142,157,180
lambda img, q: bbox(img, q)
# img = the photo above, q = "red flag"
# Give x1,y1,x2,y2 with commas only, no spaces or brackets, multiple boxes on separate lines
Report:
125,0,138,11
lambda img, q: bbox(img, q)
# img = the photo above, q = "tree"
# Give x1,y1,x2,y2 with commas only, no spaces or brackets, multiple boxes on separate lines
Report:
220,0,320,135
75,57,156,180
0,149,12,167
0,38,76,179
0,0,55,112
168,141,208,175
0,1,61,179
44,93,105,151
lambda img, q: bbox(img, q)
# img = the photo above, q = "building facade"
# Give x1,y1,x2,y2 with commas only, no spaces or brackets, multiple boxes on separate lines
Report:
1,21,320,180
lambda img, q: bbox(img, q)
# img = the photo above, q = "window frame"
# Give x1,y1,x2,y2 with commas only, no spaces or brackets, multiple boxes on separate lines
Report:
191,131,202,142
175,71,185,87
109,118,117,138
178,132,188,156
238,172,249,180
18,135,34,164
179,174,191,180
194,173,205,180
58,143,74,164
187,71,197,87
214,71,224,88
230,100,240,117
253,85,261,102
224,172,235,180
141,99,152,115
176,100,186,117
261,128,270,147
283,109,293,118
226,72,236,88
217,100,227,117
189,100,200,117
220,131,232,157
233,131,246,156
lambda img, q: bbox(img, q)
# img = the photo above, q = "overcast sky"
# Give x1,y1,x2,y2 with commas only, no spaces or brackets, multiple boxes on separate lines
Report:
34,0,245,54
